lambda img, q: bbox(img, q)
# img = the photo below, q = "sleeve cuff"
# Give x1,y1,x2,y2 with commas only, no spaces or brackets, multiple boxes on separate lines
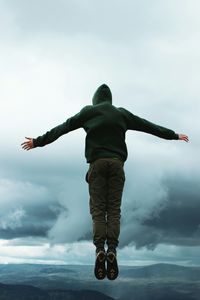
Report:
32,138,37,148
174,133,179,140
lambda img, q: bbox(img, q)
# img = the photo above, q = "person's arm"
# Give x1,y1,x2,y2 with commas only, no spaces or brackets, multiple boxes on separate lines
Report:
21,109,87,151
120,108,189,141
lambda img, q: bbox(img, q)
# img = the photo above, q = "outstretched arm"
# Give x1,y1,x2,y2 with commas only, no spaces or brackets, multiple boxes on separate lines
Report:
21,108,88,151
120,108,189,141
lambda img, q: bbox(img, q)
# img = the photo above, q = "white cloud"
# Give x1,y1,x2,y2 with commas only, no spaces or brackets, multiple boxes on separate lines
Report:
48,178,91,243
1,238,200,266
0,179,50,210
119,244,200,267
0,239,94,265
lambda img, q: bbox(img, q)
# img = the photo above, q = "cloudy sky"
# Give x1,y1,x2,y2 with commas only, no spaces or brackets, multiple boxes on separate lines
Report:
0,0,200,266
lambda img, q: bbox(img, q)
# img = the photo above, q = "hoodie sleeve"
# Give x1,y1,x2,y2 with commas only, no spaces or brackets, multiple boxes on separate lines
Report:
120,108,179,140
33,110,86,148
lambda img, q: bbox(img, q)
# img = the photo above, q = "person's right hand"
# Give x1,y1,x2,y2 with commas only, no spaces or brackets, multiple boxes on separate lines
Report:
21,137,34,150
178,134,189,142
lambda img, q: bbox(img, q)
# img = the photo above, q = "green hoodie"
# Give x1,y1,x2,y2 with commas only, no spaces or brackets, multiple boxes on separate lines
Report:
33,84,179,162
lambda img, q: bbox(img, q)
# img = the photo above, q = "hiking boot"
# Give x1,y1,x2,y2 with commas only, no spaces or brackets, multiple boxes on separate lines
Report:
94,250,106,280
106,249,119,280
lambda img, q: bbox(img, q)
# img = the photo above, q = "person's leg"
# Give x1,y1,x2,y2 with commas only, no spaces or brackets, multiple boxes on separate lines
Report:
106,159,125,280
87,159,109,280
87,159,108,251
106,159,125,250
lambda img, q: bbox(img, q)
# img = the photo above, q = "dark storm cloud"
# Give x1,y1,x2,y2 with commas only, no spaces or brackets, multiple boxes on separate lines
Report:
0,188,64,240
0,158,67,240
120,175,200,249
143,178,200,244
0,153,89,242
2,147,199,251
0,225,47,240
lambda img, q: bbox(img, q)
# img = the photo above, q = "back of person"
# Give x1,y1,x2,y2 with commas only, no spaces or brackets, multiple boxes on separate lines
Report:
83,101,128,163
21,83,188,281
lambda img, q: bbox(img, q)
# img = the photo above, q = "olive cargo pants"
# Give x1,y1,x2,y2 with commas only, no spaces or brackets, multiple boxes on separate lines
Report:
86,158,125,250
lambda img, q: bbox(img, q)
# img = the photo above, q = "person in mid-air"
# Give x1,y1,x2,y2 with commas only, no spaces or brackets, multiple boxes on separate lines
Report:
21,84,189,280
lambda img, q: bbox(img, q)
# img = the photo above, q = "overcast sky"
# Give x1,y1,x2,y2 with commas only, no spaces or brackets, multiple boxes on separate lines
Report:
0,0,200,266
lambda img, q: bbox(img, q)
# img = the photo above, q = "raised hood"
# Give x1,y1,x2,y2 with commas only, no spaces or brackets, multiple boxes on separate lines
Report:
92,84,112,105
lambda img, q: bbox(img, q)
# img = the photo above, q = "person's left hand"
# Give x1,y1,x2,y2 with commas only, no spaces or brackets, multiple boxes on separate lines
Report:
178,134,189,142
21,137,34,150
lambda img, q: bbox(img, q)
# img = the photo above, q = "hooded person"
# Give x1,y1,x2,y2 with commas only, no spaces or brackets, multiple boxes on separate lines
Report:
21,84,188,280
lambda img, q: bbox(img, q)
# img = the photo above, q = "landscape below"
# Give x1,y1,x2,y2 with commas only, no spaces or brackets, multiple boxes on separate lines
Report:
0,263,199,300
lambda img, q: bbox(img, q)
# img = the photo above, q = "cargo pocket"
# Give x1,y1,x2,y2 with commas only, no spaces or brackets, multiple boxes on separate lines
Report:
85,171,89,183
85,164,94,183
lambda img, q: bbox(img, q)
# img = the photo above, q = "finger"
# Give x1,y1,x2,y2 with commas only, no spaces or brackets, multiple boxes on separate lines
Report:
179,134,189,142
22,145,29,150
25,137,31,140
22,142,28,147
22,144,30,150
21,141,29,146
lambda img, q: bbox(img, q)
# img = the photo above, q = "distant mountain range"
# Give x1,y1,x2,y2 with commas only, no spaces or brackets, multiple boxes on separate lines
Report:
0,282,115,300
120,263,200,280
0,263,199,300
